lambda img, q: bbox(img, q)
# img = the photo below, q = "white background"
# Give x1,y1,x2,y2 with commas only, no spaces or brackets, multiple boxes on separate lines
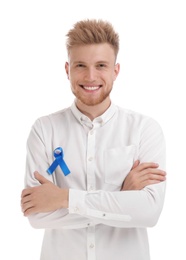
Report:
0,0,186,259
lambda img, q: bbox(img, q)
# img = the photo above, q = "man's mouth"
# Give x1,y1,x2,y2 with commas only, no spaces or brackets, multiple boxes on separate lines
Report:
80,85,101,91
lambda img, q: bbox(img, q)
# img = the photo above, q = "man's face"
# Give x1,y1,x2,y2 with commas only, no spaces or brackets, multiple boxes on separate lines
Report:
65,43,120,107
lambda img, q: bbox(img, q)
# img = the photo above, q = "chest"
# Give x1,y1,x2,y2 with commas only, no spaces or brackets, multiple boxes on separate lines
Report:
45,120,140,191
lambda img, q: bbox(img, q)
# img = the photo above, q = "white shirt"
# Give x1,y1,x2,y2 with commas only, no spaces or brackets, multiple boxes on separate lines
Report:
25,102,166,260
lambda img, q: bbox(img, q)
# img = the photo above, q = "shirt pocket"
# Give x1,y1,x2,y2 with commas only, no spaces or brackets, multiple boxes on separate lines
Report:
104,145,136,186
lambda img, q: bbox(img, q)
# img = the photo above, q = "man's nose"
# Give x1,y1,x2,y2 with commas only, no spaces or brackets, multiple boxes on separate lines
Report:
84,67,97,81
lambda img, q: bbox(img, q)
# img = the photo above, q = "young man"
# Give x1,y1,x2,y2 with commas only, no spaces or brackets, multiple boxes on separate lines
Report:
21,19,166,260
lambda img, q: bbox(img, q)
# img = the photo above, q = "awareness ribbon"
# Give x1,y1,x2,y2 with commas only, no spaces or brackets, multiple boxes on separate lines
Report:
47,147,70,176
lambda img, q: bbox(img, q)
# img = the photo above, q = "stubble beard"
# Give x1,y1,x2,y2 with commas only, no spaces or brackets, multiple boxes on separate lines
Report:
73,87,112,106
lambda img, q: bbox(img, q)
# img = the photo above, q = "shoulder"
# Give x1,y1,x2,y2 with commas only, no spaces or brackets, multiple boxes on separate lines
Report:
116,105,163,131
36,107,71,124
31,107,72,133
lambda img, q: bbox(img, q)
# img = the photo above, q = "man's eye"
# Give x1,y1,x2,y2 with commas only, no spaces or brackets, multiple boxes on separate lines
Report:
77,64,85,67
98,64,106,67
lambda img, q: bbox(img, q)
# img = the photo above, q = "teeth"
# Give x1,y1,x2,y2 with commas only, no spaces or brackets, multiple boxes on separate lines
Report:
83,86,99,90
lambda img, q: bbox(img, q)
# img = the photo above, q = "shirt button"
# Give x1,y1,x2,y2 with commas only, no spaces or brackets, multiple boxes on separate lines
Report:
88,157,93,161
74,207,79,213
89,243,94,248
90,130,94,135
88,185,94,191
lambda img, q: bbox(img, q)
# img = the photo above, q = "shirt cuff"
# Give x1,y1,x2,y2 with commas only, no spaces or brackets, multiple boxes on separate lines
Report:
68,189,87,215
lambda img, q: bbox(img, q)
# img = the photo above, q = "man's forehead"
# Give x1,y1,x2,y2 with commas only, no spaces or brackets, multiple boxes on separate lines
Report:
68,44,116,63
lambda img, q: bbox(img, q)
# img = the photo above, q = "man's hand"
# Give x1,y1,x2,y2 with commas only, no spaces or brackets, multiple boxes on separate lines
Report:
21,171,69,216
121,160,166,190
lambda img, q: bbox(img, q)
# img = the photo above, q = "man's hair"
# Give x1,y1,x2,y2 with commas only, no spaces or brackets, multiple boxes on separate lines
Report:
66,19,119,57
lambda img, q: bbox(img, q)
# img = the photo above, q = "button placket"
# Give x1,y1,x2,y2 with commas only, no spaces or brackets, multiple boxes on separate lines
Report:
86,127,96,192
85,124,99,260
87,226,96,260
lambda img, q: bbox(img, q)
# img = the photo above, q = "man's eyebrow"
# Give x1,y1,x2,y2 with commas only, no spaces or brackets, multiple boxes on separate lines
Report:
72,60,110,65
96,61,109,64
72,61,86,64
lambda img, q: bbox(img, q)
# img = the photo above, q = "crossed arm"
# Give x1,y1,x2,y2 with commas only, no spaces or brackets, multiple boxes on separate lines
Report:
21,160,166,217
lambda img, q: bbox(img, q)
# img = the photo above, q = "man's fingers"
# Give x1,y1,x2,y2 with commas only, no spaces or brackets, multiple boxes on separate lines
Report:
21,195,31,205
141,168,166,177
134,162,160,172
34,171,50,184
22,201,33,213
140,169,166,182
131,160,140,170
122,161,166,190
21,188,32,198
21,172,50,198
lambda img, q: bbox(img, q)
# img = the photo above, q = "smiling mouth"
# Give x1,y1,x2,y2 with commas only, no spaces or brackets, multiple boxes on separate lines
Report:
80,85,102,91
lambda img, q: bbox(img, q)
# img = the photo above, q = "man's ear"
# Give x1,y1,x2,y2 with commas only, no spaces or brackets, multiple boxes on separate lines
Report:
65,62,69,79
114,63,120,80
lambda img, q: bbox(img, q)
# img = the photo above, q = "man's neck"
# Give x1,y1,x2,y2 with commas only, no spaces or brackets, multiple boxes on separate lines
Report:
75,98,111,121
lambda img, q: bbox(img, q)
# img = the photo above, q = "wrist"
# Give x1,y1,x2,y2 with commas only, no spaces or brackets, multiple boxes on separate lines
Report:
61,189,69,208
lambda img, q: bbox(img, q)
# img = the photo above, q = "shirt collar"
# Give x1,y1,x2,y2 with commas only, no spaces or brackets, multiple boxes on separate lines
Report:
70,101,118,127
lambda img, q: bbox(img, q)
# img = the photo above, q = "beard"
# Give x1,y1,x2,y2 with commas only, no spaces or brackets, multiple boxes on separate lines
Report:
72,87,112,106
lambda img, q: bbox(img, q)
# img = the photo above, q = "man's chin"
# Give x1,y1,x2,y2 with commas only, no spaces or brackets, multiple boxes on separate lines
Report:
78,95,110,107
80,99,103,107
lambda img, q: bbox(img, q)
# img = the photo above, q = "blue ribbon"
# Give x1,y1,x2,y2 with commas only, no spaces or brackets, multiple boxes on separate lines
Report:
47,147,70,176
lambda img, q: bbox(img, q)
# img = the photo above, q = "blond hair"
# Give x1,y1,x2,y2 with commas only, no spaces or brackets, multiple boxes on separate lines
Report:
66,19,119,57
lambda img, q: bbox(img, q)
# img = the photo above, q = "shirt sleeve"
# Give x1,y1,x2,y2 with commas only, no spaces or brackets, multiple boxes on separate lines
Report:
25,118,95,229
68,117,166,228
